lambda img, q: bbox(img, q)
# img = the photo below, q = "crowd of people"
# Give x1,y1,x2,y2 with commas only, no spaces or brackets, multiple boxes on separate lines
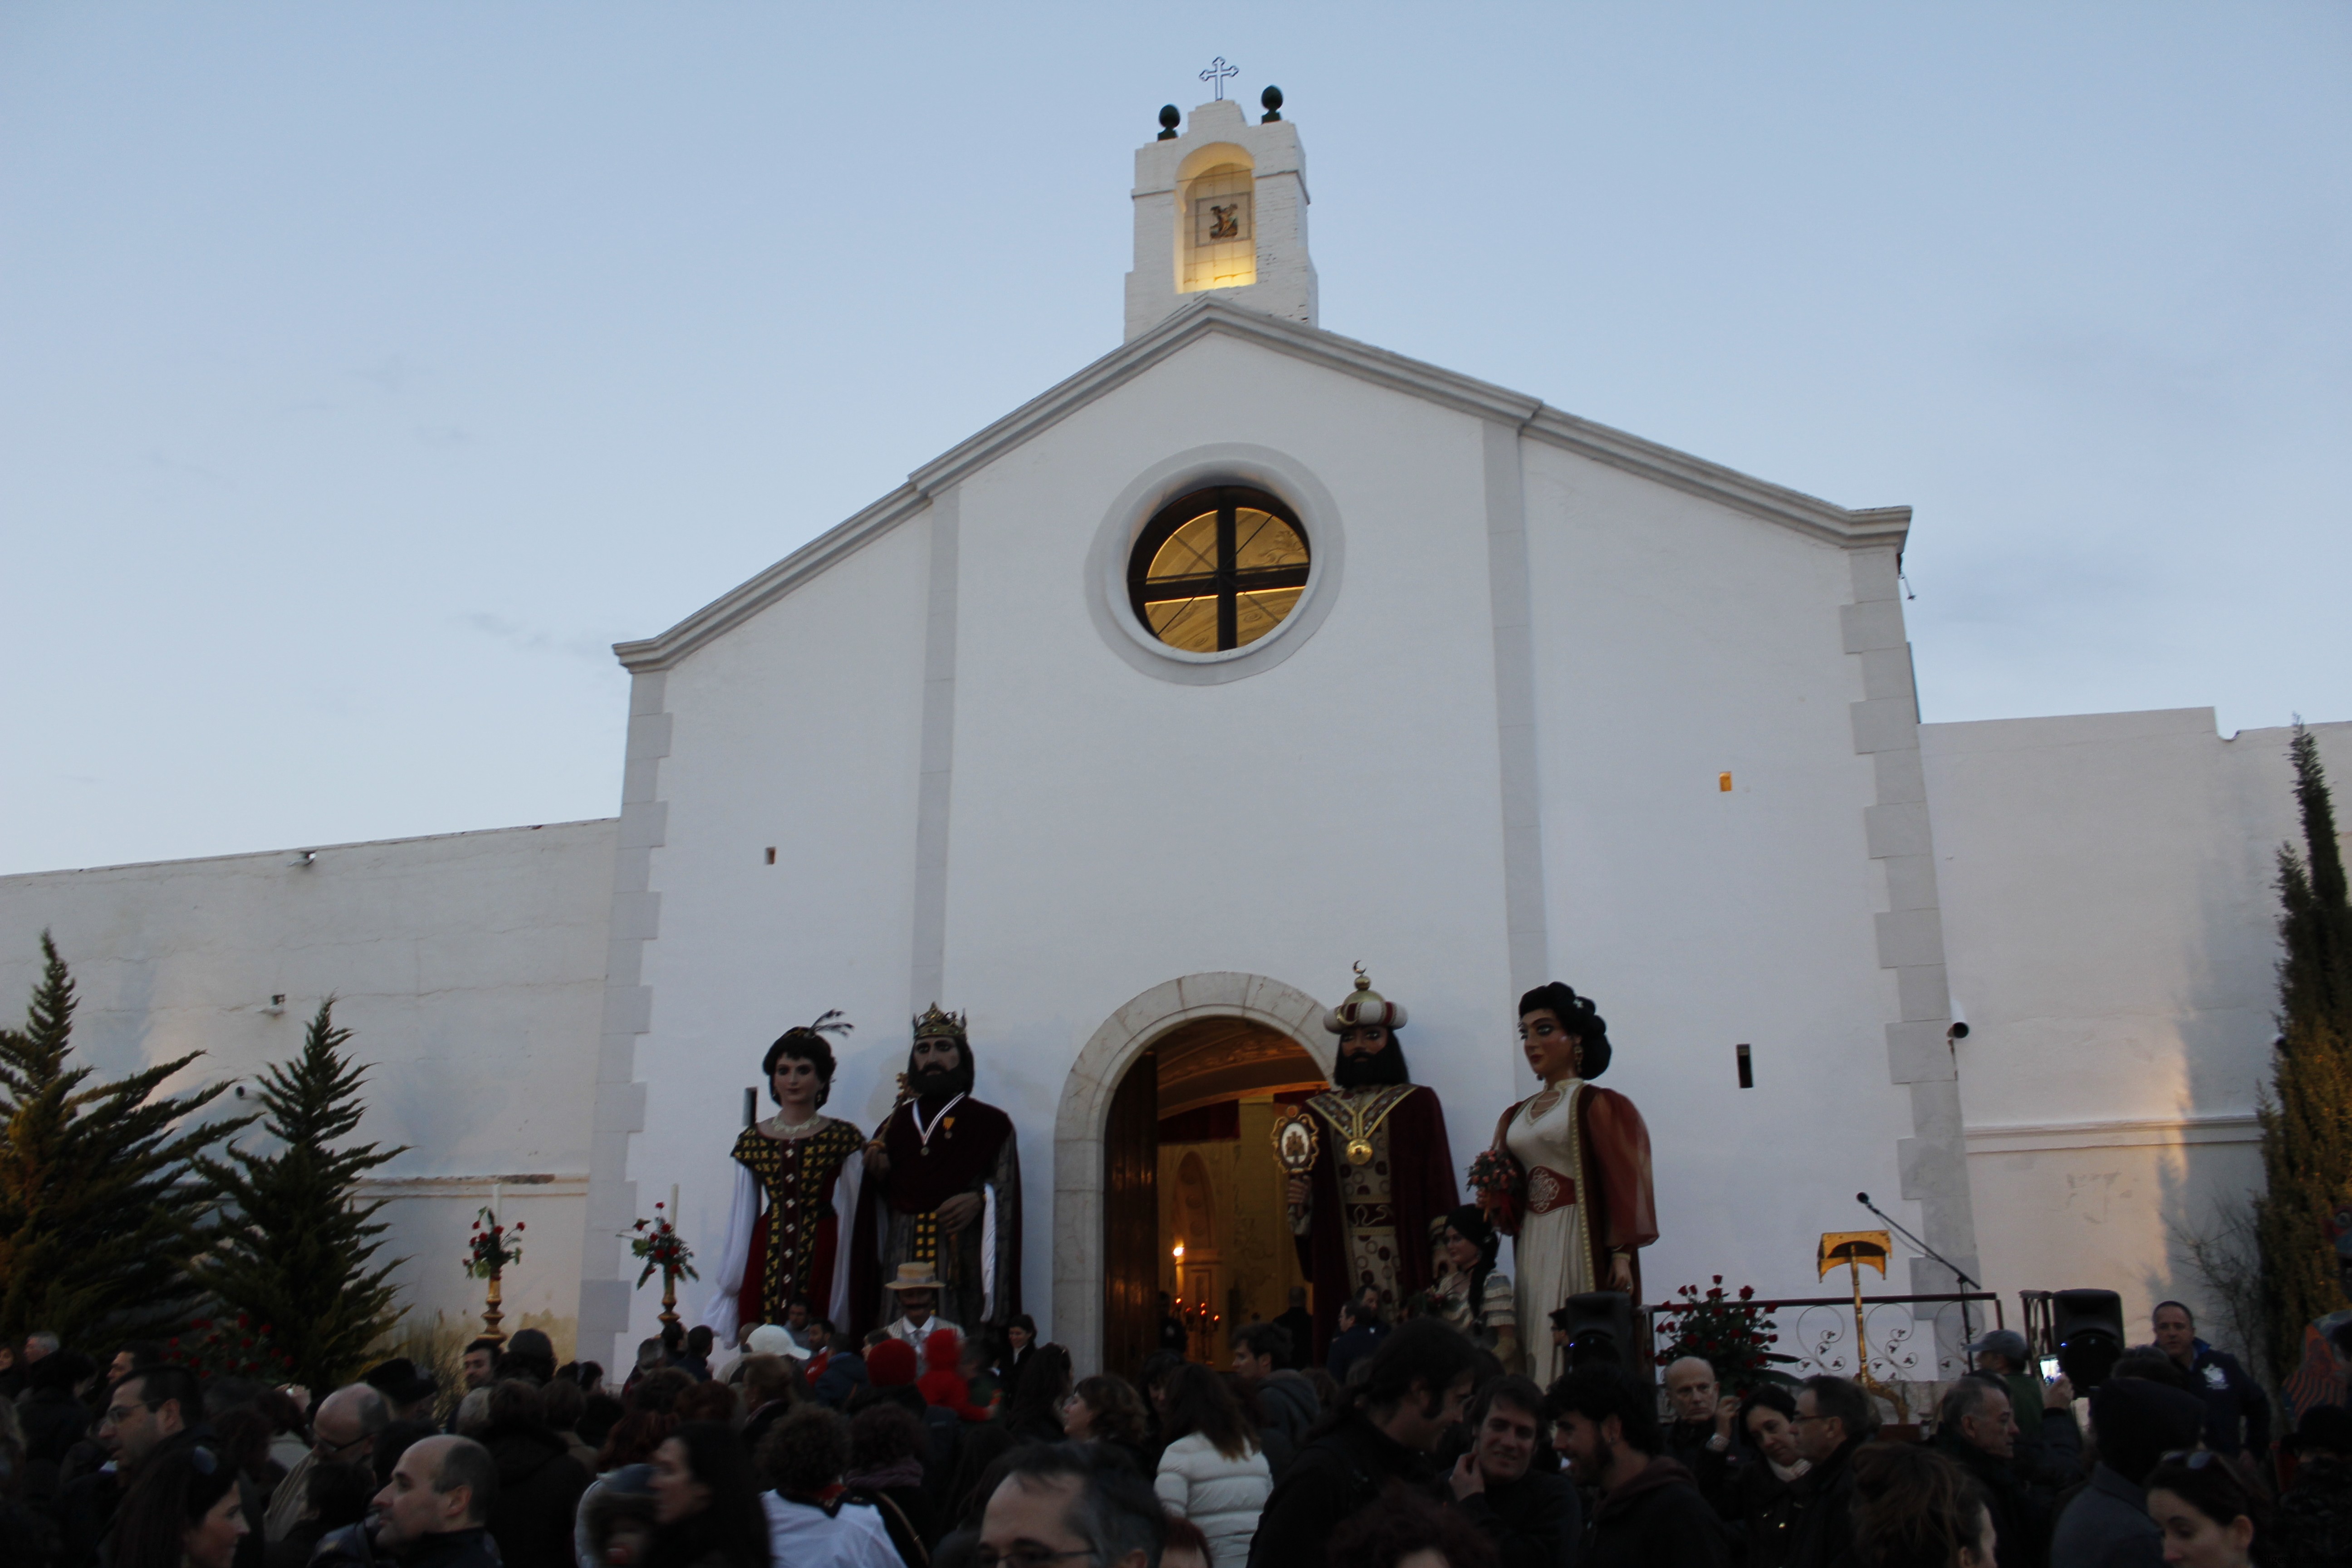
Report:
2,1294,2350,1568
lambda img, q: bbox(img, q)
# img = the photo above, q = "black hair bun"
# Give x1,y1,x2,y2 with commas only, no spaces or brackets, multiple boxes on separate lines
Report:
1516,982,1613,1079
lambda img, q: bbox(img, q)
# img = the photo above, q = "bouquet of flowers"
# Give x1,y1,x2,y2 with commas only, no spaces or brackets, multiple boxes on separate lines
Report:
1653,1277,1799,1391
1468,1147,1526,1234
170,1313,296,1382
464,1207,524,1279
628,1201,699,1290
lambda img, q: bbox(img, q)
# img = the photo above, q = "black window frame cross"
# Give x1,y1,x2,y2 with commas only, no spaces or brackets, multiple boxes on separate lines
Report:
1127,485,1312,653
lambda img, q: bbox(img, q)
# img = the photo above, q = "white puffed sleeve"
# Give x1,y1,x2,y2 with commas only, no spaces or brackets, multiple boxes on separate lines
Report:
701,1160,760,1346
826,1146,865,1329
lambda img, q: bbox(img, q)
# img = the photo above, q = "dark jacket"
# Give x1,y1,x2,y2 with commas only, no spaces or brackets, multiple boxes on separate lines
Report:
1786,1438,1862,1568
308,1520,383,1568
1932,1426,2059,1568
996,1345,1034,1407
741,1399,793,1458
2275,1451,2352,1568
1246,1411,1439,1568
19,1387,92,1468
1710,1455,1808,1568
815,1350,870,1409
1326,1324,1383,1386
1665,1423,1732,1513
1254,1372,1320,1452
388,1526,504,1568
845,1476,936,1563
2015,1406,2085,1494
947,1412,1065,1524
1273,1308,1318,1369
2173,1341,2269,1457
52,1460,122,1568
1583,1455,1728,1568
2049,1464,2162,1568
479,1423,590,1568
1452,1465,1579,1568
59,1422,224,1568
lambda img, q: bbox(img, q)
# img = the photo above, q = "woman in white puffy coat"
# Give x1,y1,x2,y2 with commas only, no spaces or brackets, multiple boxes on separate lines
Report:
1152,1364,1274,1568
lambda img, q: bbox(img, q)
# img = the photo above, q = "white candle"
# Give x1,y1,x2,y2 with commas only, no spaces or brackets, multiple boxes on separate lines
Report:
492,1181,501,1222
670,1183,680,1226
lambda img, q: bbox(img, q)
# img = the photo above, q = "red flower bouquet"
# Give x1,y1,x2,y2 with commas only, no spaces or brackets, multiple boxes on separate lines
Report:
1468,1147,1527,1235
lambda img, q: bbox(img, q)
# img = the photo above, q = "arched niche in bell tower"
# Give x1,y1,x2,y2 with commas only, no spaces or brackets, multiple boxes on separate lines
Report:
1176,142,1257,295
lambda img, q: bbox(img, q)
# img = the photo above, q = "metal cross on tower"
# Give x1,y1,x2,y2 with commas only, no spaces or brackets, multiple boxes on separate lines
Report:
1199,57,1238,100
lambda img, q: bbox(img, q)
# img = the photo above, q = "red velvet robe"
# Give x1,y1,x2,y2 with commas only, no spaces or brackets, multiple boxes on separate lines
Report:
1284,1084,1459,1359
847,1094,1020,1340
1490,1084,1657,1308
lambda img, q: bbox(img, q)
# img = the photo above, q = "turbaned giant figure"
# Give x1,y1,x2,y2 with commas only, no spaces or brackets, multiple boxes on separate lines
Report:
1285,966,1459,1359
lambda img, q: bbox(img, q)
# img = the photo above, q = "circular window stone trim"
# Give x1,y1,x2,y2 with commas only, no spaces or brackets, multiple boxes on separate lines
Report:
1085,443,1345,685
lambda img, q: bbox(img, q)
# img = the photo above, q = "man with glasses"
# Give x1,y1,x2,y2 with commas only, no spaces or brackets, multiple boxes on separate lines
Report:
264,1384,389,1542
1786,1377,1877,1568
978,1441,1168,1568
59,1363,205,1564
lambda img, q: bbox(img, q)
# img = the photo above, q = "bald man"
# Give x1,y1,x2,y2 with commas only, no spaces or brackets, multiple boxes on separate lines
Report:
374,1435,502,1568
1660,1356,1743,1504
265,1384,389,1541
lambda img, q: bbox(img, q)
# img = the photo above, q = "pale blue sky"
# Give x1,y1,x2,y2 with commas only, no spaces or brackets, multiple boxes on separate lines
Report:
5,3,2347,874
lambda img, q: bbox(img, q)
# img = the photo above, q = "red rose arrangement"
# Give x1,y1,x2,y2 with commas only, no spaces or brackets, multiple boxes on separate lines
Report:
628,1202,698,1290
464,1207,524,1279
1468,1147,1527,1234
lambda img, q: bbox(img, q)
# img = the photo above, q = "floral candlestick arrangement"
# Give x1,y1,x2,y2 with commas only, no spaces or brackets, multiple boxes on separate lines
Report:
627,1200,698,1330
463,1205,525,1347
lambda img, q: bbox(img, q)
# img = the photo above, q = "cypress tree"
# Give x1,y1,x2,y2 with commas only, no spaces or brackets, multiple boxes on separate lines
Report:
0,933,248,1346
186,998,408,1391
2256,724,2352,1378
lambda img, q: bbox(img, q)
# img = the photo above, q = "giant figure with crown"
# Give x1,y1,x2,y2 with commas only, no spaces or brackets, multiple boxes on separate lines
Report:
848,1004,1023,1339
1285,967,1460,1360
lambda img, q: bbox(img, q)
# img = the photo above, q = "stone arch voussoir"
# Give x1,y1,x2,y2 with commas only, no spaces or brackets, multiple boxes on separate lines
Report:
1051,972,1333,1371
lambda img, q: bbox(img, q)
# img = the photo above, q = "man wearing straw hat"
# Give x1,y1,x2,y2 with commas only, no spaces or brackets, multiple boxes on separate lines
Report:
877,1262,965,1347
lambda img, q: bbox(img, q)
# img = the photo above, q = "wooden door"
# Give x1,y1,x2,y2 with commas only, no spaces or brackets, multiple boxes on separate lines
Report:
1102,1049,1159,1380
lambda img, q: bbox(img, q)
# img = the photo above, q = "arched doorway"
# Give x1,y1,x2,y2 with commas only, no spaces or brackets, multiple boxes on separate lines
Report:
1138,1016,1327,1371
1054,974,1335,1375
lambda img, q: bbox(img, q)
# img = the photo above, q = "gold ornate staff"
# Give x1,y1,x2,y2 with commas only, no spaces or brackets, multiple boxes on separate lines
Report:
1818,1230,1909,1421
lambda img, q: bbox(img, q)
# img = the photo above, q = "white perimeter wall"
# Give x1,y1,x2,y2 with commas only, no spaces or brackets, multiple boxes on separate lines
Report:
0,820,616,1353
1521,443,1924,1310
619,329,1930,1361
1924,709,2352,1348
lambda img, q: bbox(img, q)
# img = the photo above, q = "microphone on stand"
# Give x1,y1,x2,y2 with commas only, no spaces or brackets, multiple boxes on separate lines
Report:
1857,1190,1984,1360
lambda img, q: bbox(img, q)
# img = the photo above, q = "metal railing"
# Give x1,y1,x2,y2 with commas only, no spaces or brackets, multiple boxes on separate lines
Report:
1645,1292,2006,1385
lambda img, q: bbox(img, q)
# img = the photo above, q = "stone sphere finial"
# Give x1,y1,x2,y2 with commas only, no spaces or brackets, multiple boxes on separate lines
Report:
1260,84,1284,122
1157,104,1181,141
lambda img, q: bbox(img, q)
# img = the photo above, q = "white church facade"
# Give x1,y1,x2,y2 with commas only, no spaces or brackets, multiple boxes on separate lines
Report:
3,98,2337,1377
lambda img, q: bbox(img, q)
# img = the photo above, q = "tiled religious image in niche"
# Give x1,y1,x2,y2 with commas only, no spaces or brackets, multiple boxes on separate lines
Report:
1182,162,1257,294
1194,190,1252,245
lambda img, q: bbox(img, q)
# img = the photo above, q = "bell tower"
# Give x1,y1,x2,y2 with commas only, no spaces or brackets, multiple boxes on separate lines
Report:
1124,85,1317,342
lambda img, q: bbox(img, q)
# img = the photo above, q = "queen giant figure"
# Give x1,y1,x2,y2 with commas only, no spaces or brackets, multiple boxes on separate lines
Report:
702,1012,866,1345
1488,981,1658,1382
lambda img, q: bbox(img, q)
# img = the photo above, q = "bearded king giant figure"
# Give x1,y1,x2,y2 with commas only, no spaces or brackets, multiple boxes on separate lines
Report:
848,1005,1021,1339
1286,967,1460,1359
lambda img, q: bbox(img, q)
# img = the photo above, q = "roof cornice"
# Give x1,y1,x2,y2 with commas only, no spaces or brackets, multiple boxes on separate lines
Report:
615,297,1909,672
